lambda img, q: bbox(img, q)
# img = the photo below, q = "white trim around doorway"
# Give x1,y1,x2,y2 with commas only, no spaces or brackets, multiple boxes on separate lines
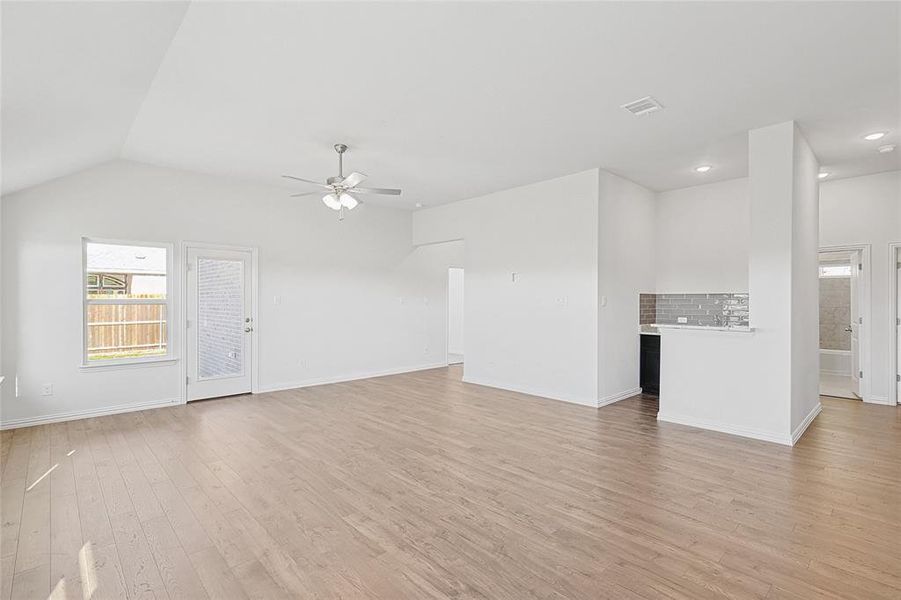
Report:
180,241,260,404
889,242,901,406
819,244,873,403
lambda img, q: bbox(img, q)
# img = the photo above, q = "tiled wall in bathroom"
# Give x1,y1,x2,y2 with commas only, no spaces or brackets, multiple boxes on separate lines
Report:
819,278,851,350
639,293,750,327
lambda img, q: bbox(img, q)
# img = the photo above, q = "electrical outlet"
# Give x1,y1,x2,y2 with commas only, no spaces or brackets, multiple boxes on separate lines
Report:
40,383,53,396
677,317,688,324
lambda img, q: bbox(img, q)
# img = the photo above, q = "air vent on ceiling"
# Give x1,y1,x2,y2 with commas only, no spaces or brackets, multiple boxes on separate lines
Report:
621,96,664,116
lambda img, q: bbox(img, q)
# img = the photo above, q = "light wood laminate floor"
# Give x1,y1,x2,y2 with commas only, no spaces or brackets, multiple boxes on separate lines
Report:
2,366,899,599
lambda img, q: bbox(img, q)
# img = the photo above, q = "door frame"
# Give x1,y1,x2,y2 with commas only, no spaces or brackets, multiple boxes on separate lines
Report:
819,244,872,403
180,241,260,403
889,242,901,406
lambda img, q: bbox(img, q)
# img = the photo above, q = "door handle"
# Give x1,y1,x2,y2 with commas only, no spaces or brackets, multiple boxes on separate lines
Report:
244,326,253,333
844,325,853,333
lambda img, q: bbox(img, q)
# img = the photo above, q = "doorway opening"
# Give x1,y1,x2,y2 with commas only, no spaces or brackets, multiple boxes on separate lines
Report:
447,267,464,366
818,247,868,400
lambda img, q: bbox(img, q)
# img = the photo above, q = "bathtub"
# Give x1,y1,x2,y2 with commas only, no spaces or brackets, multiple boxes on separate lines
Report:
820,349,851,376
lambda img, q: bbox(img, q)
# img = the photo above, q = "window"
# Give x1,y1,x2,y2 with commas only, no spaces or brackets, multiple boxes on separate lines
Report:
819,264,853,278
83,239,173,366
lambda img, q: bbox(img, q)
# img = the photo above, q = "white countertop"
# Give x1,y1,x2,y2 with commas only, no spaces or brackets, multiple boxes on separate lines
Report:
651,323,754,333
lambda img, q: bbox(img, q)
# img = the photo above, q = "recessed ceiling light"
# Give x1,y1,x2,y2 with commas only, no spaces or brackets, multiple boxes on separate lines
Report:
818,172,830,179
877,144,896,154
694,165,712,173
863,132,886,141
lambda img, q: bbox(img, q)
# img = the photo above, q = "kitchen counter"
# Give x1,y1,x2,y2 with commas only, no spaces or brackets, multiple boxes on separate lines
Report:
652,323,754,333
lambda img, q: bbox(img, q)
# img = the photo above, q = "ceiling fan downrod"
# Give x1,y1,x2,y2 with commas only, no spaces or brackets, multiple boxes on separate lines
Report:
335,143,347,179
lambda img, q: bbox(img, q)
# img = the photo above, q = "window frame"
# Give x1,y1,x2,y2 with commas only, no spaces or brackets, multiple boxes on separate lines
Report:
81,237,176,369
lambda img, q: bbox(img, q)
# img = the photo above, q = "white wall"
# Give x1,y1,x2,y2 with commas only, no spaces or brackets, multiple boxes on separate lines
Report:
655,178,749,293
659,122,821,445
789,125,821,431
820,170,901,403
597,171,655,403
447,267,464,357
0,160,458,427
655,169,900,405
413,170,600,406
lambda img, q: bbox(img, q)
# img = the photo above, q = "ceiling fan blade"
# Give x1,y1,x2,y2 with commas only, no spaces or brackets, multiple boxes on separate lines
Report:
282,174,332,189
352,186,402,196
290,191,320,197
340,171,367,188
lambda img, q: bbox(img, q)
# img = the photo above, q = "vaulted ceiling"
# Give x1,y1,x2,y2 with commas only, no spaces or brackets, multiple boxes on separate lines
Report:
3,1,899,207
1,1,189,195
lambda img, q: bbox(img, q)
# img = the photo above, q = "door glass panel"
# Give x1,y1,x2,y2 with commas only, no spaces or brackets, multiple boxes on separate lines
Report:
197,258,244,379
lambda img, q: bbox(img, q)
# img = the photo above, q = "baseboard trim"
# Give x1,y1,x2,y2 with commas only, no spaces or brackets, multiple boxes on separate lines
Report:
1,397,182,431
598,387,642,408
864,395,892,406
819,369,851,377
791,402,823,445
461,376,597,408
656,411,793,446
259,363,448,394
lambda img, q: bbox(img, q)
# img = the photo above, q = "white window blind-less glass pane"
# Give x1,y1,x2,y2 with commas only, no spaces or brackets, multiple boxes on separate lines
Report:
86,304,167,361
819,265,852,278
197,258,244,379
85,242,167,299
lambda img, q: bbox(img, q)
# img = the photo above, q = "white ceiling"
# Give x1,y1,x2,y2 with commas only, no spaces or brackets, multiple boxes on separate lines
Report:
3,1,899,207
1,1,189,194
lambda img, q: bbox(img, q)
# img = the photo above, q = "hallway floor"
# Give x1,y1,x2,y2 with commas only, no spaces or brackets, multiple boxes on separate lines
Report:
819,372,859,399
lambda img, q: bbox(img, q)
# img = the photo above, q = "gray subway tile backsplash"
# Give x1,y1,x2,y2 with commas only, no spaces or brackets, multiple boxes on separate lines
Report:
638,293,750,327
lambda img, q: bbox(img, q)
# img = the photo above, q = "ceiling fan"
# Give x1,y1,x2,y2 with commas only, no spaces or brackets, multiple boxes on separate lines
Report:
283,143,402,219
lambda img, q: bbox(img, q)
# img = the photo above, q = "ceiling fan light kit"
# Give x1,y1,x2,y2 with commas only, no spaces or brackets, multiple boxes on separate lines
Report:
283,143,402,220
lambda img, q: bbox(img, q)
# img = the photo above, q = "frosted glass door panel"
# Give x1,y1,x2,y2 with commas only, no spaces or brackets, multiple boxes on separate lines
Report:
198,258,245,379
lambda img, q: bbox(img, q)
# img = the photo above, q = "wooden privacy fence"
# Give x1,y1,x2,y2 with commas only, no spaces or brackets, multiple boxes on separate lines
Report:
87,304,167,357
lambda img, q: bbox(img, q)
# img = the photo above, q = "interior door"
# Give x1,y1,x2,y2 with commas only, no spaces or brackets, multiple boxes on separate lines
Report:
186,247,253,401
849,252,861,398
